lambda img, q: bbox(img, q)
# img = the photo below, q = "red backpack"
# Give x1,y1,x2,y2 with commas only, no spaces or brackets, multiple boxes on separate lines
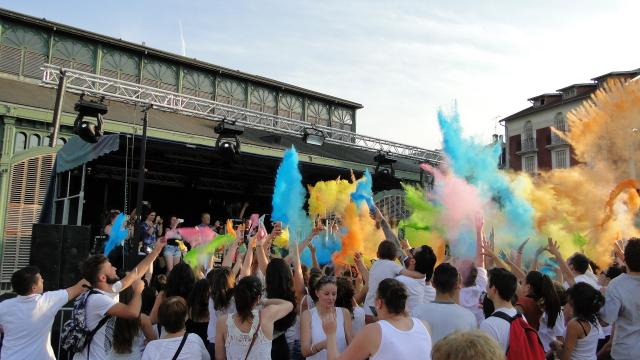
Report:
491,312,545,360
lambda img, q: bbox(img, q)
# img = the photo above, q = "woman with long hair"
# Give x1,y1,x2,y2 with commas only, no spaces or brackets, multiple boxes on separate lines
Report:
265,258,297,359
322,278,432,360
108,287,156,360
519,271,564,356
207,267,236,357
301,276,352,359
164,216,183,272
187,279,210,346
149,262,196,330
555,283,605,360
335,277,365,336
214,276,294,360
517,271,562,331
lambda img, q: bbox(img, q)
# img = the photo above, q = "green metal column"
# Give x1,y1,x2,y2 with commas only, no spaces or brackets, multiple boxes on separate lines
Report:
177,65,183,93
95,43,103,75
0,116,17,260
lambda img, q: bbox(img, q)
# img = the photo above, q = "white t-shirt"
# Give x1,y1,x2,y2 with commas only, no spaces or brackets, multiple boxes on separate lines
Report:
0,289,69,360
538,310,566,353
564,273,601,290
207,297,235,343
352,306,366,335
73,281,123,360
395,275,428,312
411,301,477,343
141,333,209,360
459,267,488,326
424,284,436,303
365,259,402,315
480,307,519,352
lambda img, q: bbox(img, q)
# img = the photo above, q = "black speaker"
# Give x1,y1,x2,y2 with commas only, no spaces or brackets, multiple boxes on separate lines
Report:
31,224,91,291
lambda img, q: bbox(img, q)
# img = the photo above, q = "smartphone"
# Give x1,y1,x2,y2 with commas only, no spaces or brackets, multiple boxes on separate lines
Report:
369,306,378,317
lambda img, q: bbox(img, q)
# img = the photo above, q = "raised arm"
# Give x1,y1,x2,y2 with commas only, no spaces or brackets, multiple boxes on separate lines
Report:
65,279,90,300
291,236,306,308
475,215,485,268
108,279,144,319
261,298,295,324
354,252,369,286
120,237,166,291
531,246,546,272
239,238,255,279
309,242,320,271
375,206,401,251
514,238,529,270
547,238,574,286
221,238,240,269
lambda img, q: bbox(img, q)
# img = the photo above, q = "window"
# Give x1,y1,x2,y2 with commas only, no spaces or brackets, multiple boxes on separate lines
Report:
554,112,566,132
552,149,569,169
29,134,41,149
13,132,26,153
523,155,536,174
57,138,66,145
522,121,535,150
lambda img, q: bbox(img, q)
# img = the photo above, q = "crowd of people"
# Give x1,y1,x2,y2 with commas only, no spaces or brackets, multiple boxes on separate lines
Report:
0,206,639,360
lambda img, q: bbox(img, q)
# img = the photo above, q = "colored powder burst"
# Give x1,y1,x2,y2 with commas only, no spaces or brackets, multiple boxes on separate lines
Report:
271,147,311,243
515,80,640,266
351,169,375,210
166,226,217,248
332,202,383,264
184,233,235,268
399,184,440,234
308,177,356,217
438,108,535,243
300,230,343,266
104,213,128,256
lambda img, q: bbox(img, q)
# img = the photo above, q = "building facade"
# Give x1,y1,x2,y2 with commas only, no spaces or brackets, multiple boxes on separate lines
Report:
502,68,640,174
0,8,438,290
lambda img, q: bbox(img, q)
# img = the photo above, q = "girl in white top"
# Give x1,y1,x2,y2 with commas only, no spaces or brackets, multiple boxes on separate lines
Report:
323,278,432,360
556,283,604,360
215,276,294,360
141,297,209,360
301,276,353,359
207,266,236,354
109,287,157,360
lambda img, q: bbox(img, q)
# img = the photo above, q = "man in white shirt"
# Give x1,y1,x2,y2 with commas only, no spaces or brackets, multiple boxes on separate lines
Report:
364,241,424,323
73,237,166,360
600,239,640,360
479,267,519,352
0,266,90,360
412,263,477,343
396,245,437,312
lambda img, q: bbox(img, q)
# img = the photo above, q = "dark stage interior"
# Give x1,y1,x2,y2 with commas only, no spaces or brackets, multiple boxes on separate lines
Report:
81,135,358,236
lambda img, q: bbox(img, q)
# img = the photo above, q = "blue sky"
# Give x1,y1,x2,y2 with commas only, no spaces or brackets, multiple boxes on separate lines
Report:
2,0,640,149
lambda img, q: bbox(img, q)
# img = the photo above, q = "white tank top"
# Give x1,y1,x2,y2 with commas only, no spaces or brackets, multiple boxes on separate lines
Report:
224,309,272,360
371,318,432,360
308,307,347,360
571,320,601,360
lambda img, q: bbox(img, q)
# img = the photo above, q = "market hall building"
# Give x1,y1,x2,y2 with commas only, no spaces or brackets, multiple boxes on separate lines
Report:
0,8,440,291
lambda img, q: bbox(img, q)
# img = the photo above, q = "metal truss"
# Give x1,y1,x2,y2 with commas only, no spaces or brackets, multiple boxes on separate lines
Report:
42,64,443,164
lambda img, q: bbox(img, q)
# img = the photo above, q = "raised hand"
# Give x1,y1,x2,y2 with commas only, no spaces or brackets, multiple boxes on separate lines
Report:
517,238,530,253
321,308,337,336
547,237,561,256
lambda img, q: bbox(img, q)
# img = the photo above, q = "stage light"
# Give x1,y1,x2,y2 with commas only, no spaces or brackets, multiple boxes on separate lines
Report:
373,152,402,192
215,119,244,157
73,96,107,143
303,127,325,146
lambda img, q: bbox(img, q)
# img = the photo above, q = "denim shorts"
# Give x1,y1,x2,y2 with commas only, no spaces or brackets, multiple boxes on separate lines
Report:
163,244,181,257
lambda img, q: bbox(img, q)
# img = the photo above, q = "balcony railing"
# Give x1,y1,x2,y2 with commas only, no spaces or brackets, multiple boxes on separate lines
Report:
550,132,568,146
520,137,537,152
